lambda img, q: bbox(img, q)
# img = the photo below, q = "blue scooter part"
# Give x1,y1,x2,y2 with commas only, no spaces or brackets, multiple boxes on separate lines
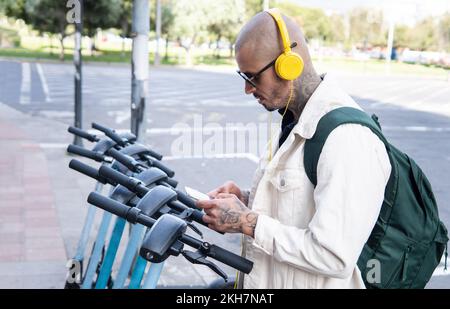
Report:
141,262,165,289
128,256,148,289
112,186,176,289
81,200,114,288
82,146,162,289
113,223,146,288
64,181,103,288
74,182,103,262
94,169,175,289
138,214,187,289
94,216,126,289
81,185,135,289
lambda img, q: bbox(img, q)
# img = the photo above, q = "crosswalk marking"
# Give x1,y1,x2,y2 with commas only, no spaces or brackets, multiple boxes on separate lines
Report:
9,62,450,123
19,62,31,105
36,63,51,103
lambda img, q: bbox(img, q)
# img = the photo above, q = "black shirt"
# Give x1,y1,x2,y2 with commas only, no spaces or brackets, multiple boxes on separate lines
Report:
278,74,324,148
278,108,297,148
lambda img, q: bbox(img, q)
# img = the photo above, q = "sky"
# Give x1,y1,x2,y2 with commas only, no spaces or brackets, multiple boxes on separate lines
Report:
292,0,450,25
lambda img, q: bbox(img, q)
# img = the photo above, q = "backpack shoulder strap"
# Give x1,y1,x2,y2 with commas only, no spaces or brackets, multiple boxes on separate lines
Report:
304,107,389,187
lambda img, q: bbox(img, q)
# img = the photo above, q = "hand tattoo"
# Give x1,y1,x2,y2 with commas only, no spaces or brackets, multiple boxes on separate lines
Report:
217,199,248,233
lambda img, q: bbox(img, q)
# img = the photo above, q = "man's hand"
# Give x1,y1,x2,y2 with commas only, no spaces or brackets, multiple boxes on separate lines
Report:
196,193,258,238
207,181,250,206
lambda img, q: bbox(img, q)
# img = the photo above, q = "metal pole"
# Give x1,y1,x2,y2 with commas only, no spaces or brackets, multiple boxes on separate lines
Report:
155,0,162,66
131,0,150,141
73,0,83,146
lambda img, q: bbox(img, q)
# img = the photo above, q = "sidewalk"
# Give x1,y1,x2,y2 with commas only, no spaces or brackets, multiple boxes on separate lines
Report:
0,102,228,288
0,104,67,288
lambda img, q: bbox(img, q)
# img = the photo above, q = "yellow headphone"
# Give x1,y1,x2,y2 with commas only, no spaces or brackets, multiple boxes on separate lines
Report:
266,8,304,81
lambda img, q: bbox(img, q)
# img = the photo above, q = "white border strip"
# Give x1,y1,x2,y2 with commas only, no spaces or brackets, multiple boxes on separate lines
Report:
20,62,31,105
36,63,51,103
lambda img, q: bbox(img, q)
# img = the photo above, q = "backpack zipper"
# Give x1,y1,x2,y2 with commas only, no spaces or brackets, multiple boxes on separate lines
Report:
445,243,448,271
401,246,411,282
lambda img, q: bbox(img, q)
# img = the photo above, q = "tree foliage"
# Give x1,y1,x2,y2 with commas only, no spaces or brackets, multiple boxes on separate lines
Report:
2,0,449,58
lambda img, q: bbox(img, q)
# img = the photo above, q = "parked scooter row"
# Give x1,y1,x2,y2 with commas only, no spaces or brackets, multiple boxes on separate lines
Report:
65,123,253,289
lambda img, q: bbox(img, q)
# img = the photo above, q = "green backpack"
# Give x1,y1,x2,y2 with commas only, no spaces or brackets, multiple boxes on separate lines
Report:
303,107,448,289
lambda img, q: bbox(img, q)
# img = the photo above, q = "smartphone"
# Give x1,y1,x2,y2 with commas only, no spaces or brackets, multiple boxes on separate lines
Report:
185,186,211,201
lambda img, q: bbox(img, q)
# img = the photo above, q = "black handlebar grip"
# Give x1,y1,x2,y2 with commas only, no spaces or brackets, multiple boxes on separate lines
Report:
169,201,206,226
68,126,98,143
98,166,147,196
92,123,126,146
67,144,104,162
68,159,107,184
146,149,163,161
148,158,175,178
165,177,178,188
88,192,157,226
190,209,207,225
106,148,137,172
99,165,133,187
91,122,110,134
174,189,199,210
88,192,130,218
207,244,253,274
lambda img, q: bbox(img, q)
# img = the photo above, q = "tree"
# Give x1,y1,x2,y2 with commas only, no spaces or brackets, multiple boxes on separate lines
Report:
207,0,245,58
437,13,450,52
244,0,264,20
4,0,70,60
150,0,176,61
328,13,345,44
347,8,386,48
295,8,333,42
83,0,122,55
160,1,176,60
171,0,211,65
393,15,448,52
393,24,412,49
116,0,133,57
409,17,439,51
272,1,337,43
3,0,124,59
2,0,27,20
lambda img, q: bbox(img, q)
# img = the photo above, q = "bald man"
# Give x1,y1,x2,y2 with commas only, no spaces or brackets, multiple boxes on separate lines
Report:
196,11,391,289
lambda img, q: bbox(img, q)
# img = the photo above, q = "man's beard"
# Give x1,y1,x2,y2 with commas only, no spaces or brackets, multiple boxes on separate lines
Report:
261,101,277,112
265,106,278,112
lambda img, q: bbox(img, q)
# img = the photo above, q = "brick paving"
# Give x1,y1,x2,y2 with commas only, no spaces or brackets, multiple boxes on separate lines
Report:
0,110,66,288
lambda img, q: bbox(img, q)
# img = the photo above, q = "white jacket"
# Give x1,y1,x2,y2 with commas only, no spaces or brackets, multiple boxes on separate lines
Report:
240,75,391,289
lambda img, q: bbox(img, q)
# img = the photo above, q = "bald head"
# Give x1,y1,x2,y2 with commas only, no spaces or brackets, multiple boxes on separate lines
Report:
235,11,313,71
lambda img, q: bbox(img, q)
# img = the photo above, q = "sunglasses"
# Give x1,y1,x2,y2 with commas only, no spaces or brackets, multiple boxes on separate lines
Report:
236,42,297,88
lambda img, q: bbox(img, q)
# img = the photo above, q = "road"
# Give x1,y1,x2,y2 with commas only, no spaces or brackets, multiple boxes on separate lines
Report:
0,59,449,288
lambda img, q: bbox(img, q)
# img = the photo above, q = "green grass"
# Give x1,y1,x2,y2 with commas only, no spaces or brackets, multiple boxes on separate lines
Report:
0,47,63,60
0,46,231,66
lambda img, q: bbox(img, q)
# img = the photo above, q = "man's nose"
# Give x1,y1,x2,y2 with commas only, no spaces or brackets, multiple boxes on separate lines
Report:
245,82,256,95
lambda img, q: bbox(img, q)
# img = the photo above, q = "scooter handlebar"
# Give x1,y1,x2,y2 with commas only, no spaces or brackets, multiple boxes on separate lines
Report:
67,144,105,162
68,126,99,143
68,159,108,184
92,122,126,146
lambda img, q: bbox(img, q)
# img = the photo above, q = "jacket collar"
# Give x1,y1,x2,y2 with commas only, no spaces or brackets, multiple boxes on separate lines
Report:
264,73,357,172
291,73,357,140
